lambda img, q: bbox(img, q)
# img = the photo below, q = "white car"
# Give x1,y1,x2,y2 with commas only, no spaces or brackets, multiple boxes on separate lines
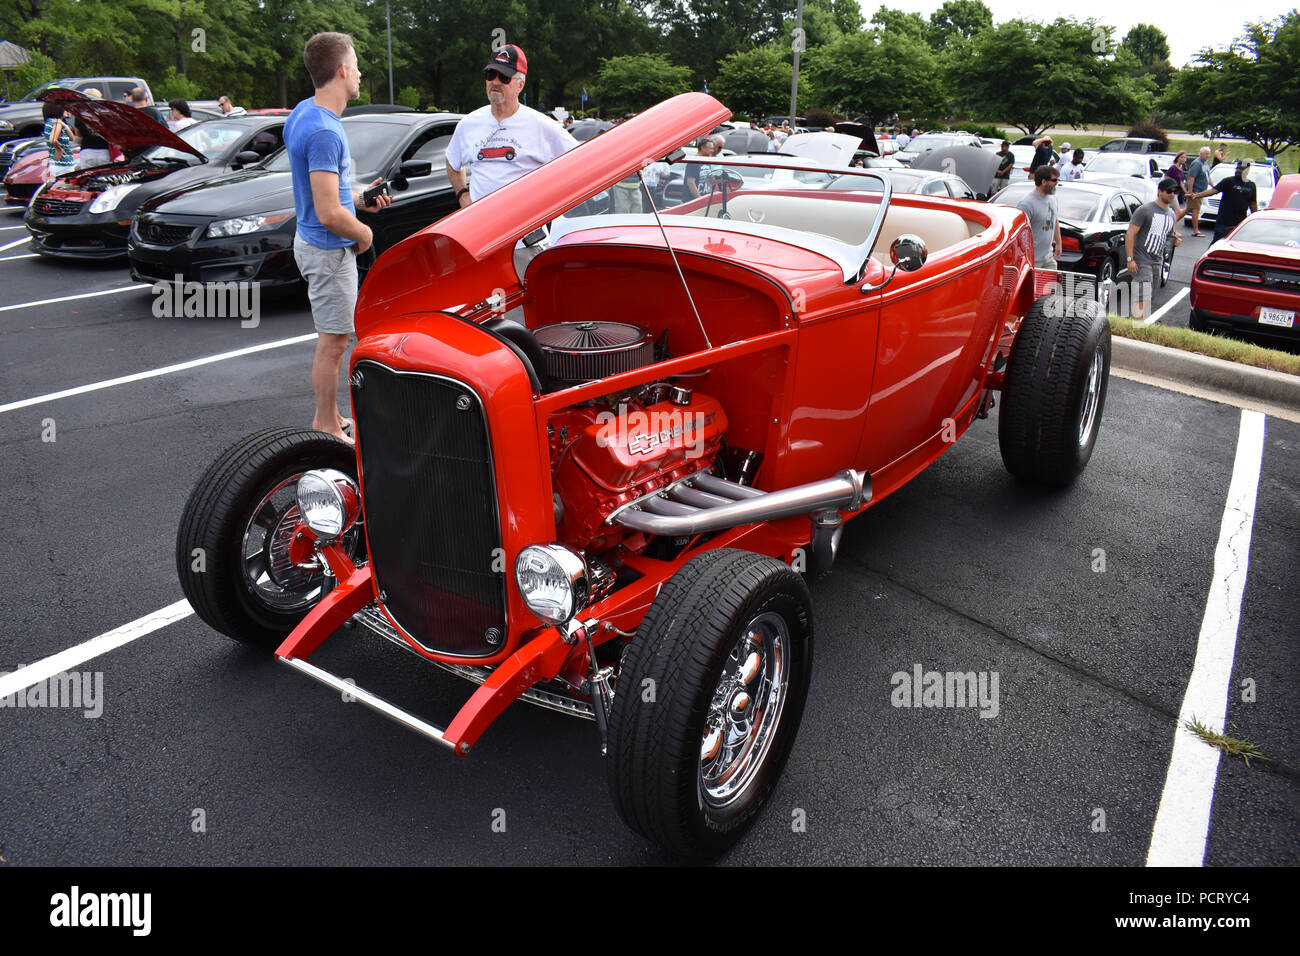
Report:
1082,153,1163,182
1202,161,1278,221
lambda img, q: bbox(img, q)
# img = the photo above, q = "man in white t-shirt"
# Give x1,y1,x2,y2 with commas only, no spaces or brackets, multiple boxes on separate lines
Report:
446,44,578,207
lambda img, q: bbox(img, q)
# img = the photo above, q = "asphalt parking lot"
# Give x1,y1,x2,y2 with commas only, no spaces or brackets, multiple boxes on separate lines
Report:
0,202,1296,867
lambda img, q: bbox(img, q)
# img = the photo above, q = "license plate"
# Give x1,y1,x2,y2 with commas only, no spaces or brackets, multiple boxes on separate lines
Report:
1258,307,1296,327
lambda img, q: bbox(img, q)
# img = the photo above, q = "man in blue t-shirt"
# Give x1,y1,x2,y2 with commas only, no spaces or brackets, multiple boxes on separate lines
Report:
285,31,390,442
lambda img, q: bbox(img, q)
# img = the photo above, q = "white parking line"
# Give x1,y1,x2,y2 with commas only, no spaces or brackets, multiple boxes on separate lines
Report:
0,224,27,231
0,332,317,414
0,253,38,263
0,236,29,252
1138,287,1189,327
1147,408,1265,867
0,600,193,702
0,284,140,314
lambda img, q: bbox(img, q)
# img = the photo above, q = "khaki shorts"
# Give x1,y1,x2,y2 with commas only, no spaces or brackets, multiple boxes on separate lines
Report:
1186,195,1202,215
293,234,358,335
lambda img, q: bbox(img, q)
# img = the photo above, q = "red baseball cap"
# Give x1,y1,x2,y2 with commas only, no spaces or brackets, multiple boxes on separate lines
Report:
485,44,527,77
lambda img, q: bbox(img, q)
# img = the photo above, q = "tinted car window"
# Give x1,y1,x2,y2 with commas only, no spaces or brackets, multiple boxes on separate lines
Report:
922,179,948,196
1108,196,1130,222
948,180,975,199
1229,217,1300,246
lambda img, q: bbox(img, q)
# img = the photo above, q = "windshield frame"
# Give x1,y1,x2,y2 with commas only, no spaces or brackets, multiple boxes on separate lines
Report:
550,156,894,284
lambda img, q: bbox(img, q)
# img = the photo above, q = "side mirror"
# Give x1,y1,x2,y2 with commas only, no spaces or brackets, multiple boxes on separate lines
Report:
706,167,745,189
890,234,927,272
399,160,432,179
233,150,260,166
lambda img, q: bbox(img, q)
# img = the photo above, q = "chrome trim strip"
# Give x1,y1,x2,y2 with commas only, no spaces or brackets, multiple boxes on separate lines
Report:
352,605,596,721
279,656,457,750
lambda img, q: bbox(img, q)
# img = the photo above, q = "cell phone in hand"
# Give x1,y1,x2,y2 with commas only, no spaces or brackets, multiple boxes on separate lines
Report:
363,181,389,207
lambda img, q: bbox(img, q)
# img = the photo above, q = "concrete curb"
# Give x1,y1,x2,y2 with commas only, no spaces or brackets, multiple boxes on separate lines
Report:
1110,336,1300,413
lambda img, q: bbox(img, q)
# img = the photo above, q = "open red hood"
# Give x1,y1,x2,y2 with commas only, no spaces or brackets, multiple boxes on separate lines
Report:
358,93,731,321
41,88,206,161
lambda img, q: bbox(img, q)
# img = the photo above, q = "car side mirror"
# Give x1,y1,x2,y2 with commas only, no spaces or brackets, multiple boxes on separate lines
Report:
400,160,432,179
233,150,260,166
890,234,928,272
706,168,744,189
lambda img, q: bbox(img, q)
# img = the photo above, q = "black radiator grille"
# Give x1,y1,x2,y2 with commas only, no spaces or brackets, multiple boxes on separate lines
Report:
351,361,506,657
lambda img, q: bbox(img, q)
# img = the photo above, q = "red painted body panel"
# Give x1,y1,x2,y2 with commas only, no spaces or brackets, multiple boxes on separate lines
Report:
1190,211,1300,327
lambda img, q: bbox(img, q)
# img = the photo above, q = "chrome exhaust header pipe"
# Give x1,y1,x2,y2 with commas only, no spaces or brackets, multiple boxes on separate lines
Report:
611,469,870,536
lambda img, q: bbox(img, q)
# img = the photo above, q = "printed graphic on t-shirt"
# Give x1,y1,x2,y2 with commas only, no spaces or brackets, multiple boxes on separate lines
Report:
1143,209,1175,257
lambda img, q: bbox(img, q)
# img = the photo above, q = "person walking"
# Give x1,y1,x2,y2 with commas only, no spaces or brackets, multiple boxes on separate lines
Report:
1163,151,1187,203
1184,147,1211,236
167,99,197,132
446,45,578,208
1125,177,1183,321
218,95,246,117
1015,165,1061,269
991,141,1015,195
42,101,75,181
285,31,391,442
1191,159,1257,242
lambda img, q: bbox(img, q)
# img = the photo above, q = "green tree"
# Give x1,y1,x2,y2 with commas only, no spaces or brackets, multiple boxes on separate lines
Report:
1162,12,1300,157
648,0,786,81
805,28,942,126
712,45,794,121
948,18,1150,134
396,86,421,109
927,0,992,48
869,5,927,40
595,52,691,113
1120,24,1170,67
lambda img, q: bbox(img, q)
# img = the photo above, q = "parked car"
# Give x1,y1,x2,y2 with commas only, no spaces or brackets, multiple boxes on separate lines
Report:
0,135,40,182
0,76,154,142
1096,137,1165,154
1200,160,1279,222
994,180,1175,308
4,105,228,206
129,111,462,288
826,165,978,200
999,143,1061,184
1189,208,1300,345
25,95,292,259
895,131,983,165
1272,173,1300,210
175,92,1111,861
1082,153,1163,182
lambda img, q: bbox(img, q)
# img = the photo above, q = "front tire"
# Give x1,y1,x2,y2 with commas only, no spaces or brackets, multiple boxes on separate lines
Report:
606,549,813,860
999,295,1110,486
176,427,361,648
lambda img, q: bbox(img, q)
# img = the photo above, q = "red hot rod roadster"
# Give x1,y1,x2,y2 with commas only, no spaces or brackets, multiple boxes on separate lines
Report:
177,94,1110,860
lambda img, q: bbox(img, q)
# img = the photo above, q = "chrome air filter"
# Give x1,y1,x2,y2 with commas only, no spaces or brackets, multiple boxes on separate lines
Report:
534,321,654,384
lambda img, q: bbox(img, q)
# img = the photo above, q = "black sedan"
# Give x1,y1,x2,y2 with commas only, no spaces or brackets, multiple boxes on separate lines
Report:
24,93,290,259
995,180,1175,307
128,111,463,288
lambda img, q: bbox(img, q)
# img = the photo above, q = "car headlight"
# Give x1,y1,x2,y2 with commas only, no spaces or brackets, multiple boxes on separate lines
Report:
206,210,293,238
88,183,141,214
295,469,360,540
515,545,589,625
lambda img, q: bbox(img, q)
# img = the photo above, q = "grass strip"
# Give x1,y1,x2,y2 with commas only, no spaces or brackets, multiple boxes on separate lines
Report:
1109,316,1300,375
1185,717,1270,768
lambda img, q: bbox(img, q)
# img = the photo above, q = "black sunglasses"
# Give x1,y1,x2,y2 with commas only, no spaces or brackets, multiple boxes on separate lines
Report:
484,69,510,82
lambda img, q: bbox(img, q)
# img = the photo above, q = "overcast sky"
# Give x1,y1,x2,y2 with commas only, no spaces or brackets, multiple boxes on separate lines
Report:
855,1,1294,67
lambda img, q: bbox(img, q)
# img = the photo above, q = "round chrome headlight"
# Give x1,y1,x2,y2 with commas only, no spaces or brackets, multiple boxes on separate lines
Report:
295,469,360,539
515,545,589,625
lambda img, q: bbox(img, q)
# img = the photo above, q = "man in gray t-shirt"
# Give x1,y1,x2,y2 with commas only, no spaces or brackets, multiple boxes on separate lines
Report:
1015,165,1061,268
1125,177,1183,320
1184,146,1211,236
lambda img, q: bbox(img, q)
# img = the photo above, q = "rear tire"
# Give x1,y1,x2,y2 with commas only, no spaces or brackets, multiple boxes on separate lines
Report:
606,549,813,860
176,427,361,648
999,295,1110,486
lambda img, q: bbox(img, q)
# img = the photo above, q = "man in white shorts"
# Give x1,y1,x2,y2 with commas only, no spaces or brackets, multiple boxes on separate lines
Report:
446,44,578,208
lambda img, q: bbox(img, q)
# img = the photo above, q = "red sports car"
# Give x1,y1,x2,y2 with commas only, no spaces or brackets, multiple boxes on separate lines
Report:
176,93,1111,860
1189,208,1300,345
